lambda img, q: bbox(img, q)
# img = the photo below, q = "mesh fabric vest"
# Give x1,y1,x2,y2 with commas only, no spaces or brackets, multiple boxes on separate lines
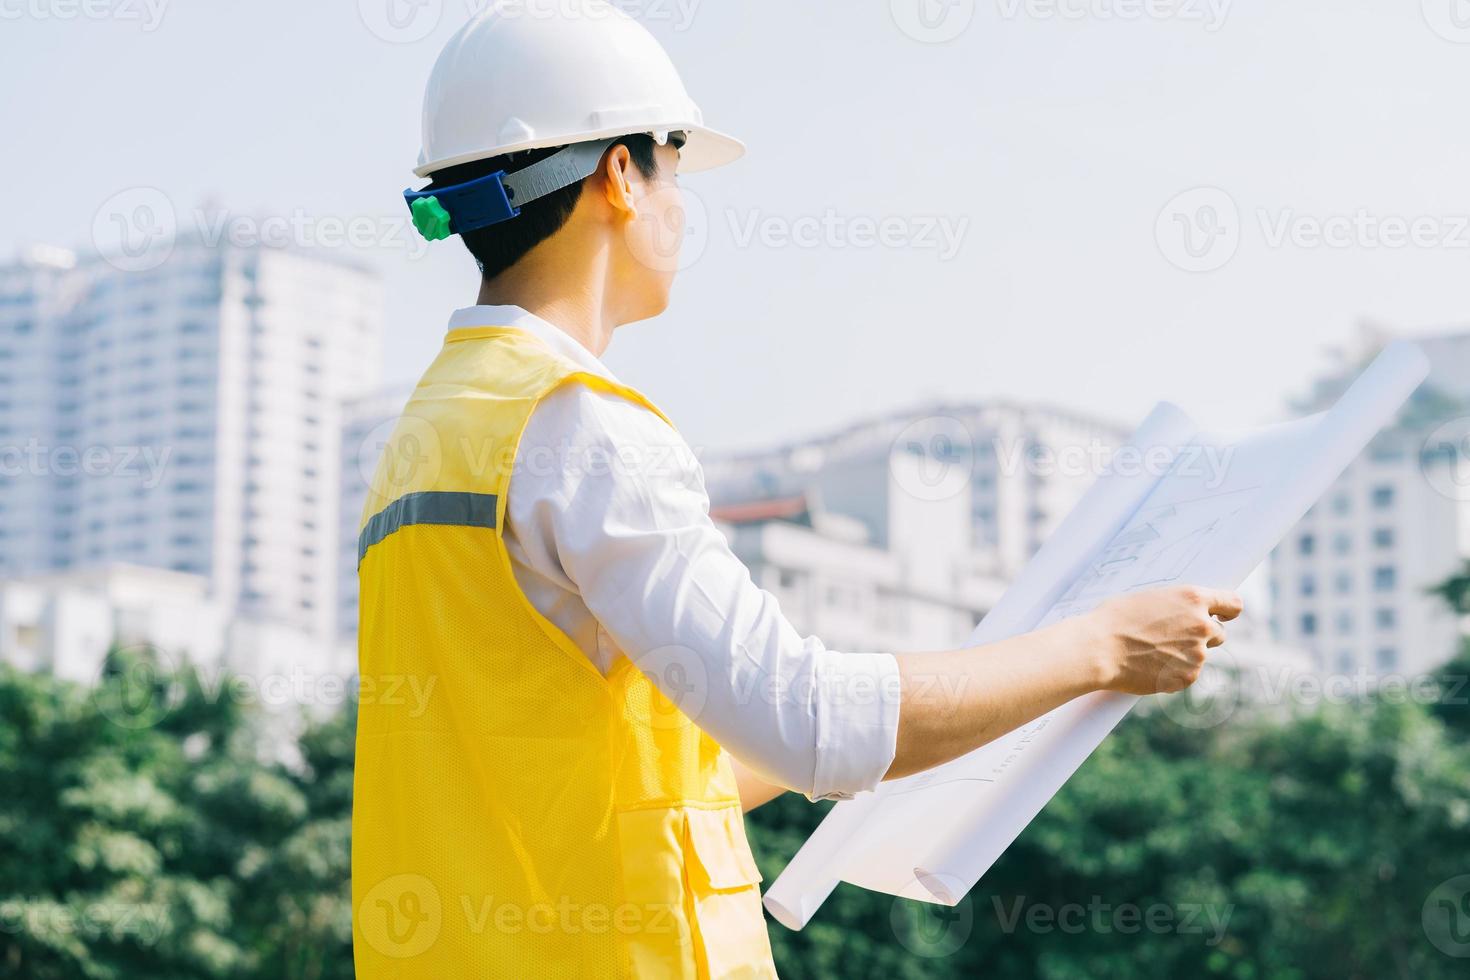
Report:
352,325,777,978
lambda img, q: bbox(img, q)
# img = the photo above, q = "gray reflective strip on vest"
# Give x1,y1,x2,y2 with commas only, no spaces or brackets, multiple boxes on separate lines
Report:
357,491,499,565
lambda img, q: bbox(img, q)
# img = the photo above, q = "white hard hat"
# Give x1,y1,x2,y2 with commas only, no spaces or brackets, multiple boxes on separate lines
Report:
413,0,746,179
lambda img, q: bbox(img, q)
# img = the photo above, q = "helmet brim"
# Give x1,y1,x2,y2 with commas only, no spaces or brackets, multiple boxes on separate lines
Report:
676,126,746,174
415,124,746,179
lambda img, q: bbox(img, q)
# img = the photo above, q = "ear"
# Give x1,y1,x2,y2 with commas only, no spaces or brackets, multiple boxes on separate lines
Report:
597,144,640,219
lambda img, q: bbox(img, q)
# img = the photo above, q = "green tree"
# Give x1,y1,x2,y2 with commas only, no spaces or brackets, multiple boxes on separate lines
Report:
7,589,1470,979
0,649,355,979
748,687,1470,977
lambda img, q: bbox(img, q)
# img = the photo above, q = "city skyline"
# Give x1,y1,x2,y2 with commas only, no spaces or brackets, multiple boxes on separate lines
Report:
4,235,1465,686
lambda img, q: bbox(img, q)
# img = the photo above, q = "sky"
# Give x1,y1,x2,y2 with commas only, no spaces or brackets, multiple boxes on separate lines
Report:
4,0,1469,452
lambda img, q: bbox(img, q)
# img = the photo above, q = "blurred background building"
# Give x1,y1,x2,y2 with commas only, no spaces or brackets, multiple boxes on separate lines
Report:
0,240,383,681
1269,327,1470,679
336,384,413,640
703,404,1126,652
1,240,1468,692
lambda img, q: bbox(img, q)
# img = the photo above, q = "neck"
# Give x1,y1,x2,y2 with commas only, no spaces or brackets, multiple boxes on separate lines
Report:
477,241,620,357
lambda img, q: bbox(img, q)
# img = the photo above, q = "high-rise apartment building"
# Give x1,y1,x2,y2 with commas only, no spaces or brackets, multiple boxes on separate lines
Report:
1270,328,1470,677
0,239,383,642
705,402,1128,583
701,403,1127,650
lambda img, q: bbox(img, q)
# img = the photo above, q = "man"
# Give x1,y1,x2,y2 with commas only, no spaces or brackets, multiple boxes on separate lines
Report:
352,4,1243,977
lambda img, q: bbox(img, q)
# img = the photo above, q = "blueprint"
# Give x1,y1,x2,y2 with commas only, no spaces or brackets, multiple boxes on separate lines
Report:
763,342,1430,929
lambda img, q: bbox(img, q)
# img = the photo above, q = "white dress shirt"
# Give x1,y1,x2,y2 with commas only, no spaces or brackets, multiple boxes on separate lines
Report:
448,306,901,801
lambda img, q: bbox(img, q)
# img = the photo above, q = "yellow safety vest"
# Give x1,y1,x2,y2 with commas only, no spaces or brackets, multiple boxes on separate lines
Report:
352,325,777,978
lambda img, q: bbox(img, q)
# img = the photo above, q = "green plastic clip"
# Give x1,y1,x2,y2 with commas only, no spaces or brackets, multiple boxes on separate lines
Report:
410,196,453,242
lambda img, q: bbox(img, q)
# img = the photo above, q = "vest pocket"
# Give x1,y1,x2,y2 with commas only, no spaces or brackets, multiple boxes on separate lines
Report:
683,806,776,979
615,805,775,979
684,806,762,890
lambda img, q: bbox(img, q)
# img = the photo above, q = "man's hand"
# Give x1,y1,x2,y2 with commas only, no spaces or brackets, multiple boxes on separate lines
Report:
1086,586,1245,695
886,584,1245,781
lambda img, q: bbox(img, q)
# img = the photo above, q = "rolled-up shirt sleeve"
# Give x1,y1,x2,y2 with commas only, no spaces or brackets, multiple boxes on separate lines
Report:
512,385,901,801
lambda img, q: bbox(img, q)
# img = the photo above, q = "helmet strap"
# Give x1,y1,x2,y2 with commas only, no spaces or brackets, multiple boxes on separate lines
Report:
404,137,620,240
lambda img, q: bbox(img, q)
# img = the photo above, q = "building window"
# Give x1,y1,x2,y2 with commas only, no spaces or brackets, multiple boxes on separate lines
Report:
1298,534,1315,556
1375,648,1398,671
1333,532,1352,556
1336,611,1353,635
1335,572,1352,595
1300,574,1317,597
1332,493,1352,516
1375,608,1397,630
1371,485,1395,510
1373,567,1397,592
1300,613,1318,636
1372,527,1394,549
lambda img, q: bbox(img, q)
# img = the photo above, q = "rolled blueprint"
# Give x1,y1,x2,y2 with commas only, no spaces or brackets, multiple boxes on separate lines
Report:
764,342,1430,928
764,402,1200,929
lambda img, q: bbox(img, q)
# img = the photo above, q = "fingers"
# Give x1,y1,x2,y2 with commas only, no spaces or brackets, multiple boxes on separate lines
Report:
1159,663,1203,694
1202,588,1244,622
1204,617,1227,649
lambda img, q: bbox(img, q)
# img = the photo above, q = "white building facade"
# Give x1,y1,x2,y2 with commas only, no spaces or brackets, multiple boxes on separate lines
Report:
704,403,1127,651
1270,329,1470,678
0,241,383,645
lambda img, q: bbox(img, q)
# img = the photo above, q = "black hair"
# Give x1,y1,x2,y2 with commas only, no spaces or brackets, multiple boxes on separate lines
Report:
428,134,663,282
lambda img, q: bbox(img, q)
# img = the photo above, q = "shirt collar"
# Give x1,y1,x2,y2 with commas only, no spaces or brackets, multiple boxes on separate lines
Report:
448,305,616,381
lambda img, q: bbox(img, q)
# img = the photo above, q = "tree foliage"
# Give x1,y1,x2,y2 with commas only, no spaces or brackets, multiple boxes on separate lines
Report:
747,688,1470,979
0,648,354,979
4,641,1470,977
